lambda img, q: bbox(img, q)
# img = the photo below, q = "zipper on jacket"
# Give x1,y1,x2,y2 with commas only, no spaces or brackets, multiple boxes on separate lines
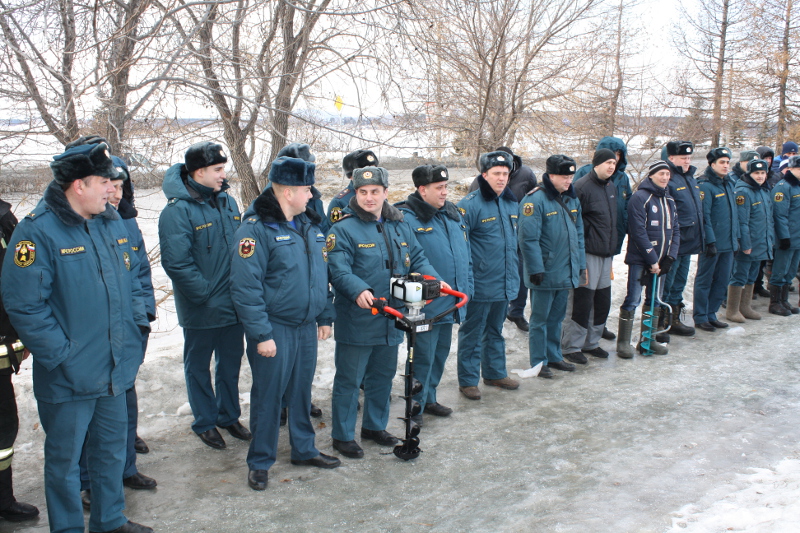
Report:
377,222,395,273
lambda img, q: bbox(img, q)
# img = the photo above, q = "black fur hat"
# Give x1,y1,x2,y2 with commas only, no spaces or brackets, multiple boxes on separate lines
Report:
185,142,228,173
545,154,577,175
706,147,732,164
65,134,108,151
50,142,119,185
342,149,379,178
277,142,315,162
412,164,449,188
479,150,513,174
747,159,768,173
666,141,694,156
268,156,316,186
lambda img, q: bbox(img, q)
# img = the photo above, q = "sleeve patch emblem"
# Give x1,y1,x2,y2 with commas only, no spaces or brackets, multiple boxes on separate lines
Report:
775,192,785,202
325,234,336,252
123,251,131,271
330,207,343,223
13,241,35,267
404,252,410,268
238,238,256,258
699,191,705,200
458,207,466,216
736,195,745,205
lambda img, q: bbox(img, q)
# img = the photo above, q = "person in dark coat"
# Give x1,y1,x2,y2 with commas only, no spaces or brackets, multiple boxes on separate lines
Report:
230,156,339,491
560,149,616,365
2,142,152,533
257,143,327,420
519,155,586,378
727,151,759,183
694,147,740,332
395,164,473,423
79,157,157,509
273,143,329,235
617,161,680,358
326,167,443,458
457,151,521,398
753,146,782,298
727,159,774,322
159,142,251,450
468,146,536,331
326,149,379,226
769,155,800,315
574,136,632,257
0,197,39,523
573,136,632,341
770,141,798,173
660,141,703,340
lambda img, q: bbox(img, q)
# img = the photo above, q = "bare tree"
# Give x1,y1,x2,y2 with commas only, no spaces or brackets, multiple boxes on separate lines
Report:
161,0,385,206
739,0,799,149
0,0,179,156
673,0,747,147
392,0,603,160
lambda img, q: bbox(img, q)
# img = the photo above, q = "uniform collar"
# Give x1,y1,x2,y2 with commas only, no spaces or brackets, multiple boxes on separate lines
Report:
43,180,119,227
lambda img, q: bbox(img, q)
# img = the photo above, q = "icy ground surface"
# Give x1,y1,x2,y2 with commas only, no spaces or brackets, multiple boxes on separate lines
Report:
5,185,800,532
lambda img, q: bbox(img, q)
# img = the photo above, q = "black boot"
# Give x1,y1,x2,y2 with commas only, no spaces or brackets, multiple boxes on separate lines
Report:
669,303,695,336
768,284,791,316
781,284,800,314
655,306,670,343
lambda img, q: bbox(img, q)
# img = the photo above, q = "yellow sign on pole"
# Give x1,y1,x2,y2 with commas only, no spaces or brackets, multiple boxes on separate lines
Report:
334,95,343,111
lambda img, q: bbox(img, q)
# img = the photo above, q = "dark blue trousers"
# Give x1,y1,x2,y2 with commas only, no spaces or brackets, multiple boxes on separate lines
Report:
456,300,509,387
771,249,800,286
39,394,128,533
412,322,453,410
331,343,398,442
246,322,318,471
183,324,245,433
80,334,149,488
528,289,568,366
693,251,735,323
661,254,693,306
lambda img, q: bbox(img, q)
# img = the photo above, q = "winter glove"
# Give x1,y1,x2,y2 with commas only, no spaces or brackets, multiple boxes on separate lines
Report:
705,243,717,257
659,256,675,277
780,238,791,250
530,273,544,286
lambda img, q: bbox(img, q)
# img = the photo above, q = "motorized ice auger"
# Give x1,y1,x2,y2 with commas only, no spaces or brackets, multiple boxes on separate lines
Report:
639,272,672,356
371,273,468,460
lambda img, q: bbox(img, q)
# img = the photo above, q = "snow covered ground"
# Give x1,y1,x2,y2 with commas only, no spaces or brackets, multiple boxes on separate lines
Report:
5,178,800,532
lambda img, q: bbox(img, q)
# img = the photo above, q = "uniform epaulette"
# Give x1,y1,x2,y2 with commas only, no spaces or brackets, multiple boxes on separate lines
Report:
332,213,353,224
245,216,259,223
335,188,351,199
167,197,180,205
25,204,48,220
526,187,542,196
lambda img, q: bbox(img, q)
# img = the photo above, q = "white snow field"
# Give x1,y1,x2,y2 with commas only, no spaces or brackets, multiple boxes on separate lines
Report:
5,176,800,533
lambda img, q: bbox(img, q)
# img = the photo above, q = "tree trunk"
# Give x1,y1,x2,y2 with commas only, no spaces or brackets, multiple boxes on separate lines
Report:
711,0,729,147
775,0,793,150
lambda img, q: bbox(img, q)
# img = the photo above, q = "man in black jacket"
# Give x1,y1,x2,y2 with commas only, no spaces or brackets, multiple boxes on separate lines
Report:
469,146,537,330
561,149,617,364
0,198,40,523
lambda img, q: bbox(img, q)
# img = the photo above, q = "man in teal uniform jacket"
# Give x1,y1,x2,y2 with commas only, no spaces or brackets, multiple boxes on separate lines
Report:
2,142,152,533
